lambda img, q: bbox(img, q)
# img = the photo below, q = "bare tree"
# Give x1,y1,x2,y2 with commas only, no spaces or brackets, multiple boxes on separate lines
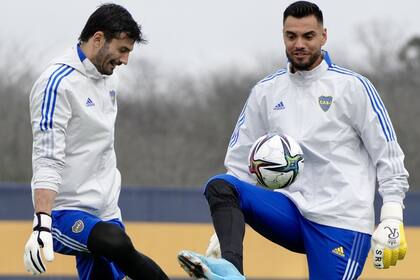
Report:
115,60,263,187
354,27,420,190
0,35,418,191
0,46,34,182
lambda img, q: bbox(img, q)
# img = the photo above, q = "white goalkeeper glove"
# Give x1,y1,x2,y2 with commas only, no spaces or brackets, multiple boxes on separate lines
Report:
371,202,407,269
23,212,54,275
205,232,221,259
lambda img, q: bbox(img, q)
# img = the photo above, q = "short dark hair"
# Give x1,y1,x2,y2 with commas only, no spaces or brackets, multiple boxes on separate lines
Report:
283,1,323,25
79,3,145,44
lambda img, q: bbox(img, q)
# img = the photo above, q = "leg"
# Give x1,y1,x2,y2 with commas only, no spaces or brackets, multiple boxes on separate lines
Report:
51,210,123,279
301,219,371,280
76,254,121,280
205,177,245,273
88,221,169,280
204,174,305,274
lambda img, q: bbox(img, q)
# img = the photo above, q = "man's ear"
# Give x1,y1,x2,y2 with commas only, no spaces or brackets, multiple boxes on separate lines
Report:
91,31,106,48
321,28,327,46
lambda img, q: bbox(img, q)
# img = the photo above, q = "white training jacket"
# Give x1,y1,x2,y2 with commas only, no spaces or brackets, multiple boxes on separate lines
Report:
226,52,409,234
30,45,122,221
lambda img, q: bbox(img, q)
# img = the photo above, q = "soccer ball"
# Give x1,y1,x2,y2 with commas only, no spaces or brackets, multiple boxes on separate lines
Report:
248,133,304,190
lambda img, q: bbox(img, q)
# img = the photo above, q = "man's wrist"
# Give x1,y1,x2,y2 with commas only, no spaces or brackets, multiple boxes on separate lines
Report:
33,212,52,232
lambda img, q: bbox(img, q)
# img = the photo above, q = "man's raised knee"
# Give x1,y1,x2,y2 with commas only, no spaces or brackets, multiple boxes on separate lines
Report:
205,178,240,211
88,222,135,259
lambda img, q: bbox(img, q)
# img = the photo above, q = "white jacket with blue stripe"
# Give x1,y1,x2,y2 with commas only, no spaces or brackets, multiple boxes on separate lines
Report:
30,45,122,220
226,52,409,234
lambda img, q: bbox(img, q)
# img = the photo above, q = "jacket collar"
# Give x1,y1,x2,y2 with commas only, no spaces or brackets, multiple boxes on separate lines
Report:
77,45,106,79
51,44,106,80
288,50,331,85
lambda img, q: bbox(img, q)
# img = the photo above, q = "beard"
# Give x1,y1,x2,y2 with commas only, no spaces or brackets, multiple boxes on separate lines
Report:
286,50,322,71
92,43,115,75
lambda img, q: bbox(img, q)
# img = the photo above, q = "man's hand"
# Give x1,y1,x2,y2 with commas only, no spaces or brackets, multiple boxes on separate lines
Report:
23,212,54,275
371,202,407,269
206,232,221,259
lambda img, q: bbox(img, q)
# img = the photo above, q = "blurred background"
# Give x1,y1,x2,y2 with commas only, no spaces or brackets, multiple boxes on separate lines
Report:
1,0,419,279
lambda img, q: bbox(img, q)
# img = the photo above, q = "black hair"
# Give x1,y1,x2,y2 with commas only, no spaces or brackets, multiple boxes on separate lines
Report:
79,3,145,43
283,1,323,25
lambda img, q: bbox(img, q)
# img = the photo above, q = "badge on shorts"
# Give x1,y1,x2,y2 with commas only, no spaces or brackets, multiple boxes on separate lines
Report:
319,95,333,112
72,220,85,233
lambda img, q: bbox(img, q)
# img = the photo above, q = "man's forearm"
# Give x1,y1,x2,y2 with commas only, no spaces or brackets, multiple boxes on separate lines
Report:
34,189,57,214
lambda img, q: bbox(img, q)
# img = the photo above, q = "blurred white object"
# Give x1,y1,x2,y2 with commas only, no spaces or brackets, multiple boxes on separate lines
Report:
205,232,221,259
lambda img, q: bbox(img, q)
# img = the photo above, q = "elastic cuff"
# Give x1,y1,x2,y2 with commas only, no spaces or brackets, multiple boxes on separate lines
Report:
380,202,403,222
33,212,52,230
381,194,404,208
32,182,59,193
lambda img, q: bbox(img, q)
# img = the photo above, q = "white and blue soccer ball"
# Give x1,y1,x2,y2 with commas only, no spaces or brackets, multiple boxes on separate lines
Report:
248,133,304,190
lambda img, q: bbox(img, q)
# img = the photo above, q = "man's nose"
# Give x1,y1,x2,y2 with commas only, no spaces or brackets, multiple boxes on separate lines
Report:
120,53,129,65
295,37,305,49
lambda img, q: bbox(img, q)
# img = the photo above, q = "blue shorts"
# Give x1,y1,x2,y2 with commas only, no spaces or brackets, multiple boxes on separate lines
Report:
51,210,125,280
207,174,371,280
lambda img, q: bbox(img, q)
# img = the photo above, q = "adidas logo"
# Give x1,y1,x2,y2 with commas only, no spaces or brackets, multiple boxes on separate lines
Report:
86,98,95,107
332,246,345,257
273,101,285,110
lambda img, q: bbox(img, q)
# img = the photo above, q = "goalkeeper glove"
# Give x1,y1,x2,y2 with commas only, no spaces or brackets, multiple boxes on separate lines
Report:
206,232,221,259
23,212,54,275
371,202,407,269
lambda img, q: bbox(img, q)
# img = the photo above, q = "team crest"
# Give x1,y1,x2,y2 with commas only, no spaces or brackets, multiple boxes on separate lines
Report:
72,220,84,233
109,90,116,105
319,95,333,112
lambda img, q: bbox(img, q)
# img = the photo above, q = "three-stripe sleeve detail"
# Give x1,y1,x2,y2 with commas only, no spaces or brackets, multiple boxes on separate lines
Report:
328,65,395,142
258,69,287,84
229,103,247,147
40,65,74,131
